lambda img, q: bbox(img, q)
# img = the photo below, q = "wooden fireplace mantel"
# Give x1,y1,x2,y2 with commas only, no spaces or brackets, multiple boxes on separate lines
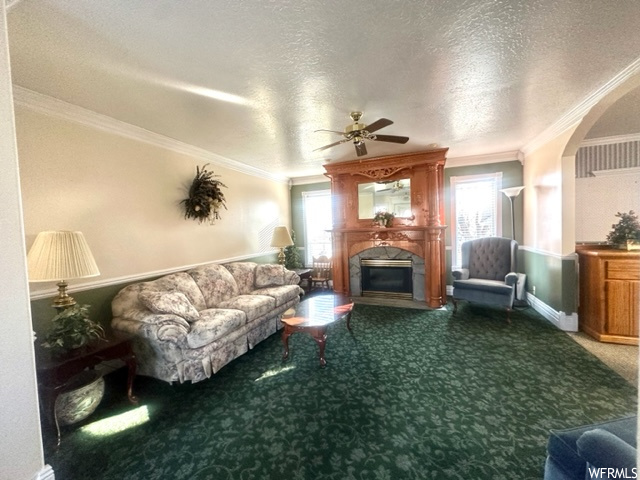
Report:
324,148,448,308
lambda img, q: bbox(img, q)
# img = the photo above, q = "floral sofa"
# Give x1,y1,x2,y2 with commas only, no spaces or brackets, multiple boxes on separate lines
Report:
111,262,302,383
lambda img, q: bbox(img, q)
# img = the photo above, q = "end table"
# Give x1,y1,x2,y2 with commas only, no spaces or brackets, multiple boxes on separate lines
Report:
35,328,138,446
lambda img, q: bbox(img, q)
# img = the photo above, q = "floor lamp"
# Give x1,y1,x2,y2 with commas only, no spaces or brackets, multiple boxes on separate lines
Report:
499,186,525,240
499,187,526,306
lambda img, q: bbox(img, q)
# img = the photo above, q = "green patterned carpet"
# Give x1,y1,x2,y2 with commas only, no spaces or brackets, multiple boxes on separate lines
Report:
45,303,637,479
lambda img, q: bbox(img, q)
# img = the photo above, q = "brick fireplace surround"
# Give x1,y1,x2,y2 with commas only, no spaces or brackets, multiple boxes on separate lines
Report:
324,148,448,308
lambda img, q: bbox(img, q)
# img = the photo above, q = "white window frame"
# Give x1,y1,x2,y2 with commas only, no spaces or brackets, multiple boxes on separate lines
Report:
301,189,333,266
450,172,503,268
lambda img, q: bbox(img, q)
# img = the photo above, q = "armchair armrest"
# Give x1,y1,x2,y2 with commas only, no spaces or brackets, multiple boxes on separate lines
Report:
577,428,637,472
505,272,518,286
452,268,469,280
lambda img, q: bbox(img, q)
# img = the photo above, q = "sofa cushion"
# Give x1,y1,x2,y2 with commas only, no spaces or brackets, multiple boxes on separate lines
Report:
139,291,200,322
546,415,637,480
218,295,276,322
251,284,302,307
223,262,257,294
188,263,240,308
111,272,207,317
255,264,286,288
186,308,246,349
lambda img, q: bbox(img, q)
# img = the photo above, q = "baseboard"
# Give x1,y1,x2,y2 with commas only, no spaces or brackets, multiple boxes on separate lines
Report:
32,465,55,480
446,287,578,331
527,293,578,332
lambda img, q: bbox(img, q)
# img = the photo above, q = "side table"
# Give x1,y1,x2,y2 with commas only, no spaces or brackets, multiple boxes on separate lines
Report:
293,268,312,294
36,328,138,445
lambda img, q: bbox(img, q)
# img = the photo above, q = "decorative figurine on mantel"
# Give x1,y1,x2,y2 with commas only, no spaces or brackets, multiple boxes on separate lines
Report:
606,210,640,250
181,164,228,224
373,211,395,228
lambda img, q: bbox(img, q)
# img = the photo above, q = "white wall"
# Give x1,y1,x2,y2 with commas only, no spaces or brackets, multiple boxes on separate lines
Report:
16,106,291,298
576,172,640,242
0,3,47,479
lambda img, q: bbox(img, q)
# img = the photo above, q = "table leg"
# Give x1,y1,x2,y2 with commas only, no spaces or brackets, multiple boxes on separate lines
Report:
281,326,292,361
345,312,353,332
310,327,328,367
123,352,138,404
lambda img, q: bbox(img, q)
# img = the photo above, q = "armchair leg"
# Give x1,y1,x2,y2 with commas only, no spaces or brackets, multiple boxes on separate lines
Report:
452,298,458,314
506,308,512,324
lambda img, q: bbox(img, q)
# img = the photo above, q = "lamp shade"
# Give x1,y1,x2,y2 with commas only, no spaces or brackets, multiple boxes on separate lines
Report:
27,231,100,282
270,226,294,248
499,186,525,198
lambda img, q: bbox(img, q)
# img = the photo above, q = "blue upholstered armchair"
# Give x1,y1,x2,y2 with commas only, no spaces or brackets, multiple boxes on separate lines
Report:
452,237,518,322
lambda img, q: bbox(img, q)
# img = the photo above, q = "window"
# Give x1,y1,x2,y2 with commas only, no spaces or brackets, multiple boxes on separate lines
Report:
302,190,333,266
450,173,502,267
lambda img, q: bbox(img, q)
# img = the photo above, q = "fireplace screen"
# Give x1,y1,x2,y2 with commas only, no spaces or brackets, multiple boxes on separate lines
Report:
361,259,413,300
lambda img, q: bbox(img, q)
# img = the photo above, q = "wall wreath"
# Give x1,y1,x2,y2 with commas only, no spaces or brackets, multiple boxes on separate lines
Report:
181,164,228,224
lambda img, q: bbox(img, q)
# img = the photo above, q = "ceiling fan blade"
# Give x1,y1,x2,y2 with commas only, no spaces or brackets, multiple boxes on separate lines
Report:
365,118,393,133
355,142,367,157
314,129,347,135
372,134,409,144
313,139,347,152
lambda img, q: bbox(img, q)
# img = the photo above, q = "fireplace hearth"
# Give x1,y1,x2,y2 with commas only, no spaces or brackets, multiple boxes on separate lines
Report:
361,259,413,299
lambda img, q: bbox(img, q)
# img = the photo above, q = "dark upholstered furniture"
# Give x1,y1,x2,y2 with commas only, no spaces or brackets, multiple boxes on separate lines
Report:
544,415,637,479
452,237,518,321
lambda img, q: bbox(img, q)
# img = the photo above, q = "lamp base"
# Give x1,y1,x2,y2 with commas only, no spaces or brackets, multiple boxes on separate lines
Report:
277,248,286,265
52,280,76,311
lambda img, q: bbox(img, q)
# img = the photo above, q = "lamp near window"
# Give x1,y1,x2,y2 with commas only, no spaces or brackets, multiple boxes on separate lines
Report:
500,186,525,240
27,231,100,310
270,226,294,265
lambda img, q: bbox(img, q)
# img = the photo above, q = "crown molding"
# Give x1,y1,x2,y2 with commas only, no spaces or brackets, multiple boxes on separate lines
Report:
579,132,640,147
290,174,330,186
522,55,640,156
444,150,522,168
12,85,289,184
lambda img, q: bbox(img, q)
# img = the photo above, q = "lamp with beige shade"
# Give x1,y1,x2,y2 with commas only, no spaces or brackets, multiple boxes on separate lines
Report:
270,226,294,265
27,231,100,310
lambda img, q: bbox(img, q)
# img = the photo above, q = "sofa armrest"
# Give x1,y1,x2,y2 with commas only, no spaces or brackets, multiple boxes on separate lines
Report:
112,312,190,346
284,269,301,285
577,429,637,473
452,268,469,280
505,272,518,286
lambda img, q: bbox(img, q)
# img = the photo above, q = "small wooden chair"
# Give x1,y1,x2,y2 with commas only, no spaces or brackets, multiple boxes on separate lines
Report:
310,255,332,291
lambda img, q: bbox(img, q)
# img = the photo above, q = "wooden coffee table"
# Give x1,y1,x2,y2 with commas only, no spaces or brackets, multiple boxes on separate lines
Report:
281,293,354,367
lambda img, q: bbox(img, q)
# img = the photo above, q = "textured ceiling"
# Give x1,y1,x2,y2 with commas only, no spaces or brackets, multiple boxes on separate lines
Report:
6,1,640,178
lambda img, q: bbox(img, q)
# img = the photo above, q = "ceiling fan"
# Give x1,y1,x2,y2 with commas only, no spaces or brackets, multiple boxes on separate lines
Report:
314,112,409,157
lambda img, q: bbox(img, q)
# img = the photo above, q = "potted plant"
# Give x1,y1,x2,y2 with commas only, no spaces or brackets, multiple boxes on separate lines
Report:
373,211,395,228
284,230,304,270
41,304,106,353
606,210,640,250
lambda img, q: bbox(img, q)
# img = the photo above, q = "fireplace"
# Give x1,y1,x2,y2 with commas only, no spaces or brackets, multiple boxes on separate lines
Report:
361,259,413,300
324,148,448,308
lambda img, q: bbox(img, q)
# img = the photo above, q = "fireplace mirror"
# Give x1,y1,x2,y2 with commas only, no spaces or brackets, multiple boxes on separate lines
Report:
357,178,411,219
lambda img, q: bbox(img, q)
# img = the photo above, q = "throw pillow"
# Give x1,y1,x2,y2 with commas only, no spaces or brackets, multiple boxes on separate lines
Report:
139,291,201,322
255,264,285,288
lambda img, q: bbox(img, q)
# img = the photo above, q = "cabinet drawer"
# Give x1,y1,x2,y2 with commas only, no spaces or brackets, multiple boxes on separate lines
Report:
605,260,640,280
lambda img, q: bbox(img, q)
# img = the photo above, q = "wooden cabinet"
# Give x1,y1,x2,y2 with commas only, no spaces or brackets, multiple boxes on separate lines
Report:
577,246,639,345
